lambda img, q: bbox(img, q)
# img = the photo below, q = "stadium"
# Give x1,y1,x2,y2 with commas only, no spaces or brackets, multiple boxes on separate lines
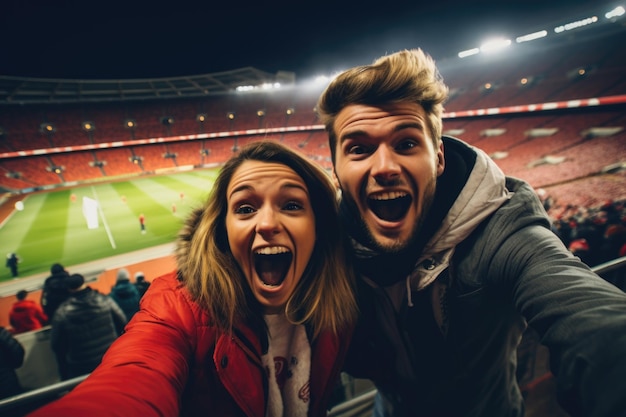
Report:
0,1,625,416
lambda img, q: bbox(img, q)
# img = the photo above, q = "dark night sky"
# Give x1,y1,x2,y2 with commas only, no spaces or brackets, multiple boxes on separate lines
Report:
0,0,618,80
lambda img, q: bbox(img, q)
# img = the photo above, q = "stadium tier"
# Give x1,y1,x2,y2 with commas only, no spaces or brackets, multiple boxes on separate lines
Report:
0,25,625,209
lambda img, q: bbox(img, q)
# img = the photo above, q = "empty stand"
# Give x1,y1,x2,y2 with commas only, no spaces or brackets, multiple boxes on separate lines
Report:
0,28,623,209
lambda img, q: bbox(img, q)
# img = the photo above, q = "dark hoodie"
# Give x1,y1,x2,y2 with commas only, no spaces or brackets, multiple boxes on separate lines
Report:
343,137,626,417
41,264,71,319
51,286,127,380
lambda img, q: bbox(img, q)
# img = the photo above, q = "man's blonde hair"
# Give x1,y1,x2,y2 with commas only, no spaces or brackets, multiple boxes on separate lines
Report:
316,49,448,162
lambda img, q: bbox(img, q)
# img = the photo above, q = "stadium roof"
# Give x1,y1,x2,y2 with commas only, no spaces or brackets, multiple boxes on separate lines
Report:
0,67,281,105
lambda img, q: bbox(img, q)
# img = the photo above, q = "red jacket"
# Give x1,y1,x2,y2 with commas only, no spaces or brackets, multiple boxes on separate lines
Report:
28,272,352,417
9,299,48,334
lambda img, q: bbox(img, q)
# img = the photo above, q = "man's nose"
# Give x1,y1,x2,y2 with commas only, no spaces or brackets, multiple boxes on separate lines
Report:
371,145,401,184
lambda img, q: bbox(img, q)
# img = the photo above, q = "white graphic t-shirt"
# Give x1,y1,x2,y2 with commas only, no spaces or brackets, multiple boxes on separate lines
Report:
262,313,311,417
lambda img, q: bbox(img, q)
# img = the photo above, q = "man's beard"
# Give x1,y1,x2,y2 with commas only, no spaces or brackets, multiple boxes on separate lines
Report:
344,176,437,255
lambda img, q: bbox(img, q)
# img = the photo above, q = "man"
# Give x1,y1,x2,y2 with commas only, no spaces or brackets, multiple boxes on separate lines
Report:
139,213,146,234
109,268,140,321
51,273,127,380
9,289,48,334
0,326,24,399
316,49,626,417
133,271,151,298
40,263,71,319
5,253,19,277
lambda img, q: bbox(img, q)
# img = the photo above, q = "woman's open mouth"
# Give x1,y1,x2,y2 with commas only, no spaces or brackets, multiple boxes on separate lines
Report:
254,246,293,287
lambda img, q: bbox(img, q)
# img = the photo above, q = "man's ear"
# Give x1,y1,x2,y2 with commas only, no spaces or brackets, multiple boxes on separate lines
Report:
436,140,445,177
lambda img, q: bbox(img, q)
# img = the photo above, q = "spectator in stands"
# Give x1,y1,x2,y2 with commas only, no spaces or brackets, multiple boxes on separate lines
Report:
133,271,150,298
5,253,19,277
0,326,25,399
9,289,48,334
50,273,127,381
40,263,71,320
27,141,357,417
315,48,626,417
109,268,141,321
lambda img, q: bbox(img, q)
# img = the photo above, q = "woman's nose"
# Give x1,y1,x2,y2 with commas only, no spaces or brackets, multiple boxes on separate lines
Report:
255,206,280,235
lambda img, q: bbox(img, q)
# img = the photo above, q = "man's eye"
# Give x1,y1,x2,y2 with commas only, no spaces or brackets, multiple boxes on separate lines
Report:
234,205,255,214
347,144,368,155
397,140,417,151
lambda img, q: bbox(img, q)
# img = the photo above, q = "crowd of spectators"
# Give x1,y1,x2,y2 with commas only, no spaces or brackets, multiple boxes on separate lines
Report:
540,193,626,289
2,263,152,396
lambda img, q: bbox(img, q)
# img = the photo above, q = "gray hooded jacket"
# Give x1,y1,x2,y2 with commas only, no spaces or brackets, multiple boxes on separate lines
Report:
343,137,626,417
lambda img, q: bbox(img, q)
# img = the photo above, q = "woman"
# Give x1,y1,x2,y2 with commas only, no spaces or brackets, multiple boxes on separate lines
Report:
27,141,358,417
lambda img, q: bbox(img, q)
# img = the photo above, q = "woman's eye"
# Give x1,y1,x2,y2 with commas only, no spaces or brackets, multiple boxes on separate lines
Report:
234,205,255,214
284,201,303,211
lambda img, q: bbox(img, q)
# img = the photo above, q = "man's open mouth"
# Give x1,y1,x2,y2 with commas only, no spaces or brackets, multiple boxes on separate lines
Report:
368,191,412,222
254,247,293,286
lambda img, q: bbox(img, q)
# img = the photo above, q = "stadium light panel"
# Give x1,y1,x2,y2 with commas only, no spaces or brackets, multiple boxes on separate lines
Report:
479,38,512,53
554,16,598,33
516,30,548,43
605,6,625,19
458,48,480,58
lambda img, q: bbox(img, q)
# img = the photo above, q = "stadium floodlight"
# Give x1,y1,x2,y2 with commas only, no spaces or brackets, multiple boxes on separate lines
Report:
161,116,174,125
605,6,625,19
260,82,281,89
516,30,548,43
40,122,56,134
554,16,598,33
479,38,512,53
82,121,95,132
458,48,480,58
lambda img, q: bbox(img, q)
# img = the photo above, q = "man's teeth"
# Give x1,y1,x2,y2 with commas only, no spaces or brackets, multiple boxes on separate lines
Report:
255,246,290,255
370,191,407,201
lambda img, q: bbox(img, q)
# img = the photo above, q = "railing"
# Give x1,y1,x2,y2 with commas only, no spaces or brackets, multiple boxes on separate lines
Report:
1,257,624,416
0,375,87,416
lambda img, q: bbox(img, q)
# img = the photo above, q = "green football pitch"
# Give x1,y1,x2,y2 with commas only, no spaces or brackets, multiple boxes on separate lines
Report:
0,168,220,283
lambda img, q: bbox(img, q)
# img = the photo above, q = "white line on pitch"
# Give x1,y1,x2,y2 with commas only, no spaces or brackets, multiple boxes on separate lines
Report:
91,186,117,249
